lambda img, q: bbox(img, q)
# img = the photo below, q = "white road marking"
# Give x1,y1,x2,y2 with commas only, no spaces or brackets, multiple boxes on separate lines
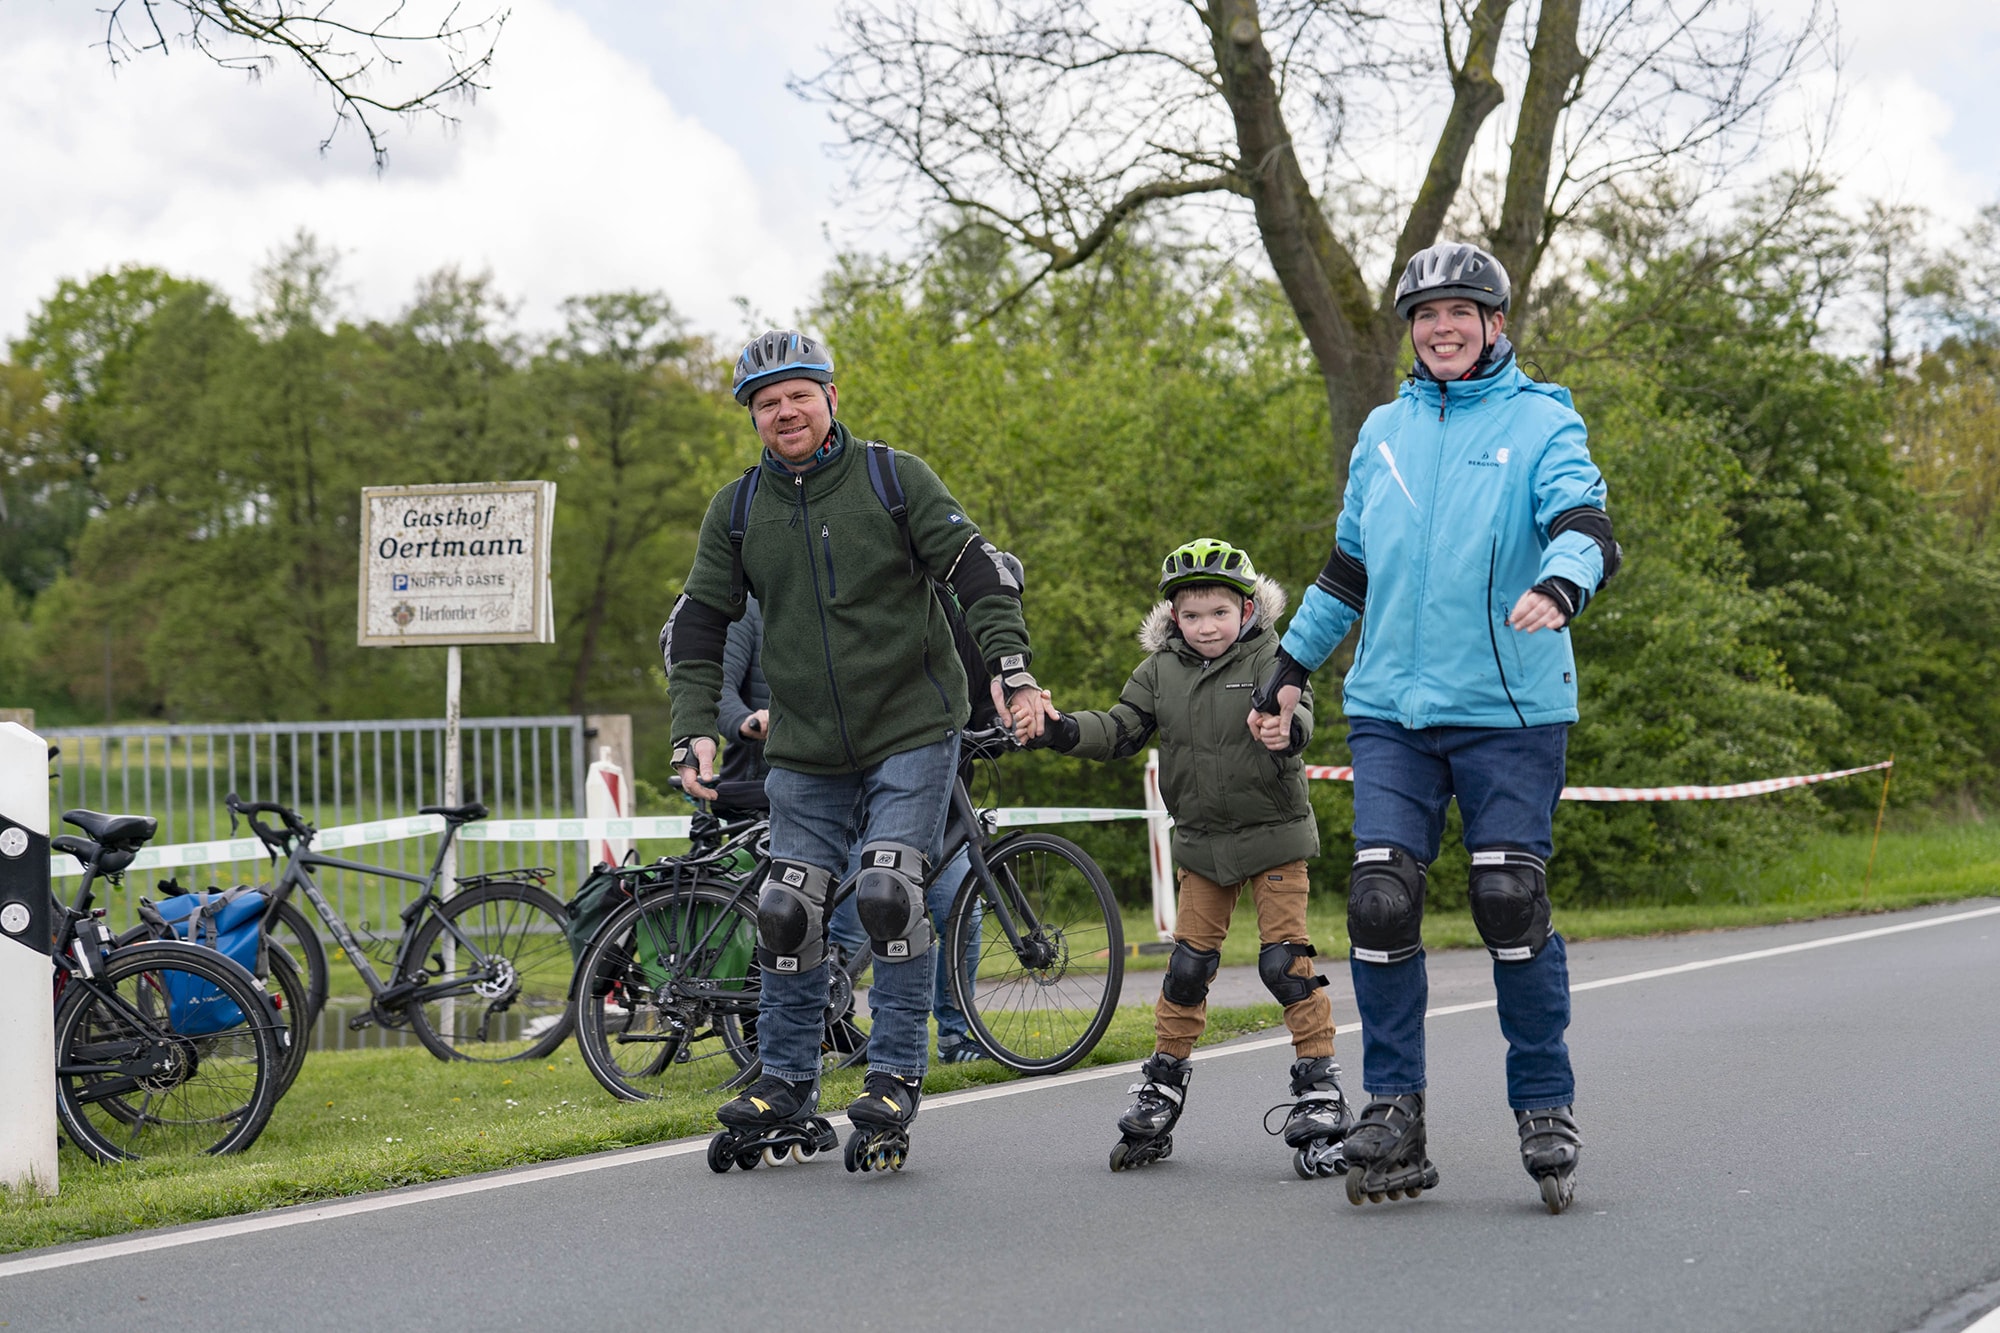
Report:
5,901,1996,1278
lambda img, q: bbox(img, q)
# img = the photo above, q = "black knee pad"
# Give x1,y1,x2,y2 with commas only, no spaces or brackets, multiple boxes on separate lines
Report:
853,841,934,963
756,859,833,974
1160,941,1220,1006
1468,848,1551,962
1258,941,1329,1007
1347,846,1427,965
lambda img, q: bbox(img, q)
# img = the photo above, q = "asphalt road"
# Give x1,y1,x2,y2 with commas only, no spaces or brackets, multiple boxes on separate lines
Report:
5,900,2000,1333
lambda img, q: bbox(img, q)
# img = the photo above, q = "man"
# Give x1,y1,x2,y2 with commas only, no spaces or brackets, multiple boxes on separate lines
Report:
664,329,1054,1168
1250,243,1619,1214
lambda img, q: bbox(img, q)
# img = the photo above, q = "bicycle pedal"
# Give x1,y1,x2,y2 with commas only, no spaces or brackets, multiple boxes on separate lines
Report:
347,1012,377,1031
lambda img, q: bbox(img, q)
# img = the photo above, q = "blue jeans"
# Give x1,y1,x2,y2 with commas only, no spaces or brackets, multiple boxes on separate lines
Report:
1345,718,1575,1109
830,848,978,1049
760,734,959,1084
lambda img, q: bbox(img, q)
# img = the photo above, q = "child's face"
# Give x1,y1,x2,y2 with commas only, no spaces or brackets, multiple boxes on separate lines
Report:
1173,588,1249,658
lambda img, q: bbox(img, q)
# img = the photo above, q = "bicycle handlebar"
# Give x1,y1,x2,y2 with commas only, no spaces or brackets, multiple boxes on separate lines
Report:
224,791,314,851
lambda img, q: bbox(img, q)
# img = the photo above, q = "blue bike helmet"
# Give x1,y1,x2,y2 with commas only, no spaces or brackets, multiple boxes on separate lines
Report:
732,329,835,406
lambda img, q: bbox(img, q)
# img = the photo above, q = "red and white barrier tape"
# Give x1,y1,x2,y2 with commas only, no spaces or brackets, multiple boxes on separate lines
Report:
1302,760,1894,802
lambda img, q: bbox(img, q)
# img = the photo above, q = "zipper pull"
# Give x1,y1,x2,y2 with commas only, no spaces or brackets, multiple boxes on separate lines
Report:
1438,381,1447,422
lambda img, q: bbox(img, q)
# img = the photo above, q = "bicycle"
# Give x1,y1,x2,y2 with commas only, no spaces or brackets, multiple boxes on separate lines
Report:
51,809,287,1162
571,726,1123,1102
225,792,576,1063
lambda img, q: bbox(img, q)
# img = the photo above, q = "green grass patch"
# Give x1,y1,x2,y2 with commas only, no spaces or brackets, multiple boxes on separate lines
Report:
1121,820,2000,969
0,1003,1280,1255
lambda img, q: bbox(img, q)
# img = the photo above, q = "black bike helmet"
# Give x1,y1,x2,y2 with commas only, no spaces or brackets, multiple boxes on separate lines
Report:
1393,242,1511,320
732,329,835,406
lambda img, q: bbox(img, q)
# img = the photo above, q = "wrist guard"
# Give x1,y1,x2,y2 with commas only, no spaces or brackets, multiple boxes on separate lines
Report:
1250,648,1310,716
1028,713,1080,752
993,652,1038,698
1530,577,1583,627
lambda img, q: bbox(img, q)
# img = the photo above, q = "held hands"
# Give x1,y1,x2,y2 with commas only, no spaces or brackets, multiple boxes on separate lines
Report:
1246,685,1302,752
675,736,720,802
991,678,1057,745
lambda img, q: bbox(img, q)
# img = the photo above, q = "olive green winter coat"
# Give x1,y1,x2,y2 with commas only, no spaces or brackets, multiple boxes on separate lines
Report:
668,423,1032,775
1064,576,1319,885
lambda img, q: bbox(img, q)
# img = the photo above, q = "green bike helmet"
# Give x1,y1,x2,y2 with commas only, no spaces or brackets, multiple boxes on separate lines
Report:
1158,538,1259,599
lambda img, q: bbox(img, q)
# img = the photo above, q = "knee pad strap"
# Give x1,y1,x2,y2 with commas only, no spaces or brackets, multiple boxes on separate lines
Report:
1160,941,1220,1007
1468,848,1551,962
854,841,935,964
1348,846,1427,965
757,859,834,974
1258,941,1329,1007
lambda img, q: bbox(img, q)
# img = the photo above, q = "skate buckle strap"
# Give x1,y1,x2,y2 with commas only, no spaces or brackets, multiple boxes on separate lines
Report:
1128,1079,1184,1106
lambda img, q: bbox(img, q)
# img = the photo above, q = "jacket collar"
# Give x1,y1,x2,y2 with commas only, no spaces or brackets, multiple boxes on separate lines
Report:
761,420,855,494
1401,343,1524,410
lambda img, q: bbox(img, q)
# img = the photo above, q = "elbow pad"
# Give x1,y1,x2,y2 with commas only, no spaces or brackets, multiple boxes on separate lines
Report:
662,594,729,670
1313,543,1368,615
1250,648,1311,716
947,537,1024,607
1548,507,1622,589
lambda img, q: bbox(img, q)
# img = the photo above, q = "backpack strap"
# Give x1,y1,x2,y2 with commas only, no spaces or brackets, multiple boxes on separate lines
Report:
863,441,919,575
726,464,761,608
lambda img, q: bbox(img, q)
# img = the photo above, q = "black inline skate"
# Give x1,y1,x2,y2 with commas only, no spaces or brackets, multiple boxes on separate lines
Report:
1109,1052,1192,1172
707,1073,838,1173
844,1072,922,1173
1274,1056,1352,1179
1516,1105,1581,1214
1341,1092,1439,1205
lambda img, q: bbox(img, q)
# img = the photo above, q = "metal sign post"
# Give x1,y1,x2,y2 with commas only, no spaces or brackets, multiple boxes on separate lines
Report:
0,721,57,1195
358,483,556,1042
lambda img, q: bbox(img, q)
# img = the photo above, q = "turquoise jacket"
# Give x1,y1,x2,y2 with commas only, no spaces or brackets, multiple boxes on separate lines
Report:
1281,358,1609,729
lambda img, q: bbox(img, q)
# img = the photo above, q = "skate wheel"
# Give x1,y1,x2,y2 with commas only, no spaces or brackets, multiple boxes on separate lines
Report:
1109,1141,1131,1173
843,1131,868,1173
1386,1188,1404,1201
761,1146,781,1168
790,1143,810,1164
1368,1190,1385,1203
1405,1186,1423,1199
1345,1172,1366,1206
1157,1135,1173,1161
705,1133,735,1175
1293,1147,1313,1181
736,1147,761,1171
1539,1173,1571,1214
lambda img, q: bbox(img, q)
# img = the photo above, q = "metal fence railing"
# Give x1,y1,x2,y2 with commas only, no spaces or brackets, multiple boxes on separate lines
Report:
46,717,590,941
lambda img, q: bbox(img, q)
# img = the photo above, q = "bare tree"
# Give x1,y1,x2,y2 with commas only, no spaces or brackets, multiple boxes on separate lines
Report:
803,0,1830,460
98,1,508,167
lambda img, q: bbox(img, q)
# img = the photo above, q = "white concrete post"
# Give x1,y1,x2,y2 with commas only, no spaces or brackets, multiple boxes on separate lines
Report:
0,721,57,1195
438,645,461,1041
1143,749,1176,942
585,746,631,867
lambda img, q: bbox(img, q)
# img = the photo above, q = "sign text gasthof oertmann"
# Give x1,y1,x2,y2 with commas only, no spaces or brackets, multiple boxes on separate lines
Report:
357,482,555,647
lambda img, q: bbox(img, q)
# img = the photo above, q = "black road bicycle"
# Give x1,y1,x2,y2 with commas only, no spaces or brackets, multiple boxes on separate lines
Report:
226,793,575,1064
51,810,287,1162
571,727,1124,1101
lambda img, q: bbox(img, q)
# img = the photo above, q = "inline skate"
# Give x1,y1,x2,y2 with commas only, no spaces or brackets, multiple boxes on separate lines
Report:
1342,1092,1439,1204
1108,1052,1192,1172
1277,1056,1352,1179
1516,1105,1581,1214
844,1072,922,1173
707,1073,838,1172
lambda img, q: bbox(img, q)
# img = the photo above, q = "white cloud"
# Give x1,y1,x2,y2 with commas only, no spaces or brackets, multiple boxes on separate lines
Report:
0,0,831,345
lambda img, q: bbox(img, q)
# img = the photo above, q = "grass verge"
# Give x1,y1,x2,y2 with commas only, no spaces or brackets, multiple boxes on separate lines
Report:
0,1003,1283,1255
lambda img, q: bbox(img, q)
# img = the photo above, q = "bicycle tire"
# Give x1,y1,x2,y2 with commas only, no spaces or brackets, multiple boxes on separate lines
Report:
574,881,762,1101
264,895,329,1025
404,882,576,1062
54,940,283,1162
945,831,1123,1074
266,947,311,1098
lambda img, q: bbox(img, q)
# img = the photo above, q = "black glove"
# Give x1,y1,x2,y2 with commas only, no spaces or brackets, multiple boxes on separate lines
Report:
1529,576,1584,627
1250,648,1310,716
1027,712,1079,753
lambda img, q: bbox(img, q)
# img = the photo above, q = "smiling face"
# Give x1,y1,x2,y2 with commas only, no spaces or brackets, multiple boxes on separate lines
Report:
1172,586,1250,659
1410,297,1505,380
749,377,838,467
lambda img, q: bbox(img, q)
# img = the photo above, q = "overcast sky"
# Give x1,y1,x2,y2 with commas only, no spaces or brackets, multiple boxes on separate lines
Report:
3,0,1996,350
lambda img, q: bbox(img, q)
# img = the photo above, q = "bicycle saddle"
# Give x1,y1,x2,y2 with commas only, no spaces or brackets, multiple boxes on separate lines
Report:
60,809,158,847
711,780,770,813
419,801,490,823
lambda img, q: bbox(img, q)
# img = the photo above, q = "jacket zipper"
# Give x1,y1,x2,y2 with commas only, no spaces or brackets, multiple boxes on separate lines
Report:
1486,536,1528,727
796,474,860,768
820,523,837,598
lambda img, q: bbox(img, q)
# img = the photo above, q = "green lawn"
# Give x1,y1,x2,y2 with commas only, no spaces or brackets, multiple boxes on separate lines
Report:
1122,820,2000,968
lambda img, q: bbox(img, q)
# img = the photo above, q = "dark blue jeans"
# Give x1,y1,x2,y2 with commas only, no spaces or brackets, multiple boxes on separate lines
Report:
760,734,959,1084
1346,717,1575,1110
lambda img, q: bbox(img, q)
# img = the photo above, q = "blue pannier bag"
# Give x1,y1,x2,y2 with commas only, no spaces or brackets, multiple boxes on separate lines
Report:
152,888,267,1036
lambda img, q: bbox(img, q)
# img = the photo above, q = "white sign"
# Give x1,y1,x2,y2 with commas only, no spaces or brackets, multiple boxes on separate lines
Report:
358,482,555,646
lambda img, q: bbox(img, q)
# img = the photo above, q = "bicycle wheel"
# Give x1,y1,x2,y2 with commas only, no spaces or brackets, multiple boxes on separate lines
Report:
574,882,761,1101
404,882,575,1063
54,940,282,1162
266,947,311,1098
264,895,328,1024
946,832,1123,1074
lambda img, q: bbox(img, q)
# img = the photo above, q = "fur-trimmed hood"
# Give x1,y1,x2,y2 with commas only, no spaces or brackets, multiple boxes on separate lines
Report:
1137,574,1289,655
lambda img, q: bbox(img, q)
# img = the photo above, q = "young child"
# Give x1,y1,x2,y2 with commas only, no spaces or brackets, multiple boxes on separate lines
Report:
1038,538,1349,1173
